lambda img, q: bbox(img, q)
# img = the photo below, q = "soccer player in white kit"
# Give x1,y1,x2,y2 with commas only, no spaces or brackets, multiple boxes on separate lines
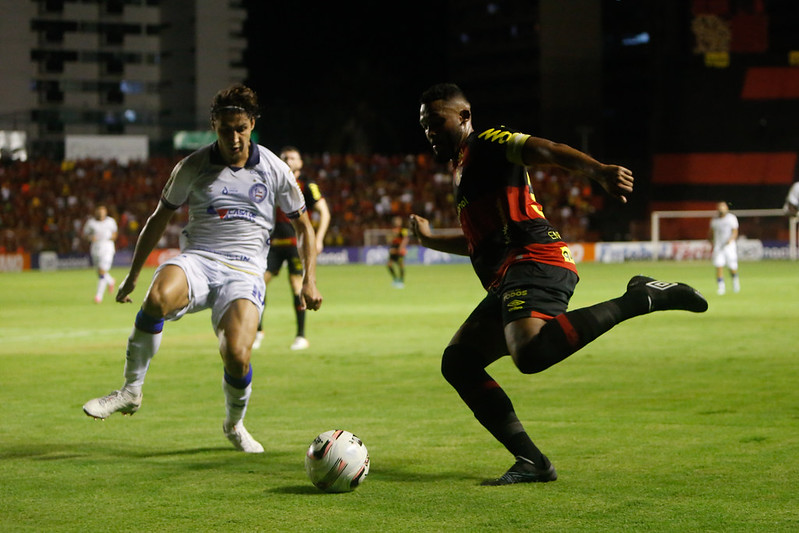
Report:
784,181,799,216
83,204,118,303
83,84,323,453
709,201,740,295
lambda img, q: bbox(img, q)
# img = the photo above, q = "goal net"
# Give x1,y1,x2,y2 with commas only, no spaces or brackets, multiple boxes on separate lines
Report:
650,208,798,260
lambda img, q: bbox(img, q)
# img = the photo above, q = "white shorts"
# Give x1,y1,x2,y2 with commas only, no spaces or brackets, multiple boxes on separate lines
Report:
712,243,738,270
91,243,115,272
156,253,265,331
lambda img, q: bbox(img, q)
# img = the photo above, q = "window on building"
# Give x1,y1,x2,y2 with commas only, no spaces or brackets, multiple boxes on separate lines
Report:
104,57,125,75
104,89,124,104
43,0,64,13
104,28,125,45
105,0,124,15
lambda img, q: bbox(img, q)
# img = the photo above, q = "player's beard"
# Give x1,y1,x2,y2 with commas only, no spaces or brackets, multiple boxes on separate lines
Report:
431,141,455,164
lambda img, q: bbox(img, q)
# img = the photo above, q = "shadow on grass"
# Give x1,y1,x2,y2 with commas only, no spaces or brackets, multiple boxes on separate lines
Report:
268,467,484,495
354,465,483,484
269,485,328,495
0,443,277,465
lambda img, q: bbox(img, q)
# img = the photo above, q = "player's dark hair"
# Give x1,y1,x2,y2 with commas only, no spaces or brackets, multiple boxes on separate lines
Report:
281,145,300,154
211,84,260,120
420,83,468,105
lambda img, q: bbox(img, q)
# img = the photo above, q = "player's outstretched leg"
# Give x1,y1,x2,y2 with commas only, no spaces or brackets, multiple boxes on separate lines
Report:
481,455,558,486
513,275,708,375
626,275,708,313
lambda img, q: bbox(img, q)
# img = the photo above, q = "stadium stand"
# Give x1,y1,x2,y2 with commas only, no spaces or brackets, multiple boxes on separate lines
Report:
0,153,598,254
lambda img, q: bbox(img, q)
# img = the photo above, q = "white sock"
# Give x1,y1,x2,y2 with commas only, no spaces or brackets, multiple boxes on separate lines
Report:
222,380,252,428
96,276,108,298
123,326,162,390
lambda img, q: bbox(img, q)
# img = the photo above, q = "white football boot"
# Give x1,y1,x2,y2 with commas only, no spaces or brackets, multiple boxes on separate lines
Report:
83,388,142,419
223,422,264,453
290,336,310,351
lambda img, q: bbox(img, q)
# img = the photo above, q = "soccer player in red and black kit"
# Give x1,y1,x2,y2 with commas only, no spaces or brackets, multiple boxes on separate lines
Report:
253,146,330,351
411,83,708,485
387,216,409,288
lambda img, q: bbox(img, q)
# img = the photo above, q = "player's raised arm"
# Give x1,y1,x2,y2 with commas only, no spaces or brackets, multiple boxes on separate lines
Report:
514,135,634,203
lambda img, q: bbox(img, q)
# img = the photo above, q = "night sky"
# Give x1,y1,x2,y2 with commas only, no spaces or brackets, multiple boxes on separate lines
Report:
242,1,449,154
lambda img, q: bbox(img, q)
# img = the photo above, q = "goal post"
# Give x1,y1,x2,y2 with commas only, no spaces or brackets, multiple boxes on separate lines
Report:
650,209,798,260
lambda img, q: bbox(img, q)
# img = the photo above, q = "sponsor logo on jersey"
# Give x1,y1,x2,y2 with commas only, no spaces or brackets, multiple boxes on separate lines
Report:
249,183,267,203
206,205,257,222
478,128,514,144
456,196,469,216
503,289,528,300
561,246,575,264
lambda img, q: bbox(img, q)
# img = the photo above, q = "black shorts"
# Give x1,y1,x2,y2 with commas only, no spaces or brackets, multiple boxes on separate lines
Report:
469,261,578,326
266,245,303,276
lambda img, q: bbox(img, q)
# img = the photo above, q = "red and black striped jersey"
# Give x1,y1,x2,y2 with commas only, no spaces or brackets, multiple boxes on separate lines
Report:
270,175,324,246
454,126,577,290
389,227,408,254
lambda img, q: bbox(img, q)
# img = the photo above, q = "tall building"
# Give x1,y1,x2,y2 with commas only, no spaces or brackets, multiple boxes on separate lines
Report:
0,0,246,156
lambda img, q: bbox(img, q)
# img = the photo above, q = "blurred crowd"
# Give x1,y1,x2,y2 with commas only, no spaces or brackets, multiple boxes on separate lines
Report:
0,152,599,255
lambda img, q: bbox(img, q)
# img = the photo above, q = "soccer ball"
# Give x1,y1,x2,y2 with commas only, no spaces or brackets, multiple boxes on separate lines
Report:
305,429,370,493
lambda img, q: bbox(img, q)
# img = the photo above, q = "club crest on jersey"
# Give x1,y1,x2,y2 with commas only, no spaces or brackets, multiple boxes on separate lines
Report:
249,183,267,203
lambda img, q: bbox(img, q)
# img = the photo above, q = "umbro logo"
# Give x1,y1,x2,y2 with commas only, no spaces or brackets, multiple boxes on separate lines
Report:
646,281,677,290
507,299,525,311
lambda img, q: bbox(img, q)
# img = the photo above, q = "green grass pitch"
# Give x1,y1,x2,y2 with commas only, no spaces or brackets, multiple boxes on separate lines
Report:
1,261,798,531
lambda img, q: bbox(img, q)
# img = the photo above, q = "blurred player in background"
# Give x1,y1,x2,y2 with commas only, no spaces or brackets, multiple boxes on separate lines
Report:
387,216,409,288
252,146,330,351
709,201,739,295
83,84,322,453
82,204,118,303
411,83,708,485
783,181,799,216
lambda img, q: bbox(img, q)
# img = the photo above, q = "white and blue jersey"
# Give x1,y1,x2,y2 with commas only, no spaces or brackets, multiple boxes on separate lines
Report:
161,141,306,276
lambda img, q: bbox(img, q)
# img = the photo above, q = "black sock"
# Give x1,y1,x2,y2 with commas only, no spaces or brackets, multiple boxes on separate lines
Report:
293,294,306,337
517,292,645,374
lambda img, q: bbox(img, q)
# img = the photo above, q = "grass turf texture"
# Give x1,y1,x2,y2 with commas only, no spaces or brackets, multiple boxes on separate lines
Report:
1,261,797,532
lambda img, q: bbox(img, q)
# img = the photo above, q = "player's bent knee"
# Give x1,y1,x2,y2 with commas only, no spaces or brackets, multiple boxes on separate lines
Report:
221,349,250,379
141,292,171,318
218,334,251,377
441,344,482,387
